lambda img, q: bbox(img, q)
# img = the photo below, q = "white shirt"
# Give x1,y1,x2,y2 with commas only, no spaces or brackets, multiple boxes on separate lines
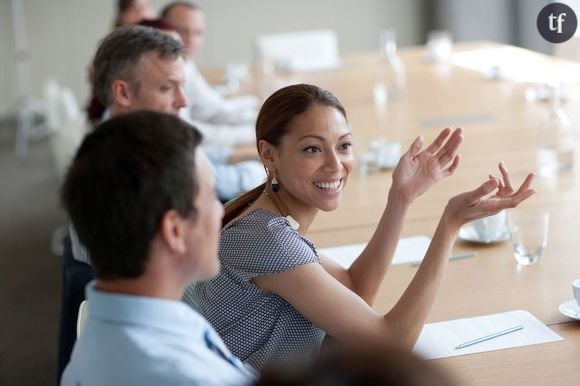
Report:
180,60,258,147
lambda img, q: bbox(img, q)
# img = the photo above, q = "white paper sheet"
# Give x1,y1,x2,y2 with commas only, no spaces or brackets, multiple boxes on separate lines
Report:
318,235,431,268
413,310,563,360
452,47,580,83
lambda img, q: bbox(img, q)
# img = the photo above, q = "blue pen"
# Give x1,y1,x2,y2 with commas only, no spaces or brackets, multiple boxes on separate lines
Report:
411,251,477,267
455,325,524,349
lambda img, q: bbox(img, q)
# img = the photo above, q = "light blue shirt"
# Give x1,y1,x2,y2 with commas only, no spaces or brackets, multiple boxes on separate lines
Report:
203,145,265,202
61,282,256,386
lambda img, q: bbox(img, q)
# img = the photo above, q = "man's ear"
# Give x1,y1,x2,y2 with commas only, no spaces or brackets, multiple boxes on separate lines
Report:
111,80,132,108
258,139,277,170
159,209,187,255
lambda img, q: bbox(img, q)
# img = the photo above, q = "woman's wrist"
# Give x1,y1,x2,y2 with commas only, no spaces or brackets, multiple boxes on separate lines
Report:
388,186,414,206
439,206,462,235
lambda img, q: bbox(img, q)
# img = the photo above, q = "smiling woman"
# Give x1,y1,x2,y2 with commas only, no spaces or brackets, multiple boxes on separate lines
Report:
221,83,351,227
187,84,536,370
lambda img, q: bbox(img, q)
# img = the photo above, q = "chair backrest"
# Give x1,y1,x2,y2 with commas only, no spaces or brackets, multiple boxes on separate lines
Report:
50,116,86,179
44,79,62,131
255,29,340,72
44,80,86,179
60,87,81,123
76,300,88,337
57,236,95,383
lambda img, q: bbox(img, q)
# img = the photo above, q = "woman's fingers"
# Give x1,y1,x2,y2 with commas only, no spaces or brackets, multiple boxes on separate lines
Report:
423,127,452,154
489,166,534,199
405,135,424,158
512,173,536,196
434,128,463,167
442,154,460,177
447,179,500,223
470,185,535,221
498,162,514,193
508,188,536,207
449,170,535,226
489,174,504,192
464,178,500,203
489,188,536,212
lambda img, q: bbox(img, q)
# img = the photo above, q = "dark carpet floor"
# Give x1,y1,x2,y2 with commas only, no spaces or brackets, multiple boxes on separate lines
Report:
0,119,66,385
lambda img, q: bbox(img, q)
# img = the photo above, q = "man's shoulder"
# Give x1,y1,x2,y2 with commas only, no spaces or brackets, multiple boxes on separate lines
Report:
62,331,251,386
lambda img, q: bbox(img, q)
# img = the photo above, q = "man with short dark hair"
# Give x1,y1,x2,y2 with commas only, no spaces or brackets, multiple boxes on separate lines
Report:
60,111,255,386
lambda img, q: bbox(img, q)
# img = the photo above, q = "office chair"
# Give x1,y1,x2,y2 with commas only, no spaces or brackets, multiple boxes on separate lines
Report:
76,300,88,337
57,236,95,384
45,80,87,257
255,29,341,72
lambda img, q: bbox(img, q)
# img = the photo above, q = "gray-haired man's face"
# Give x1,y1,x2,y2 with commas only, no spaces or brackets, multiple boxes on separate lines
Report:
125,51,188,115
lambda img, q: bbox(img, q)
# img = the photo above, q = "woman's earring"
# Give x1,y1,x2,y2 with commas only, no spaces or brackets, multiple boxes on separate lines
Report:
271,176,280,192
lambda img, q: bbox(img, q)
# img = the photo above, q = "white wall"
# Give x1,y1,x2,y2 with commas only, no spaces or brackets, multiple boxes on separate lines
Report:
196,0,424,66
435,0,517,44
0,0,425,118
434,0,580,55
1,0,17,119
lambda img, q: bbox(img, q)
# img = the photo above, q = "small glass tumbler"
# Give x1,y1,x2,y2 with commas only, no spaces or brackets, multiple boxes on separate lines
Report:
359,151,379,175
426,30,453,62
507,209,549,266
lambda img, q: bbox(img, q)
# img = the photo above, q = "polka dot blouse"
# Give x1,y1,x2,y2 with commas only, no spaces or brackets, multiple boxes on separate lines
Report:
185,209,325,370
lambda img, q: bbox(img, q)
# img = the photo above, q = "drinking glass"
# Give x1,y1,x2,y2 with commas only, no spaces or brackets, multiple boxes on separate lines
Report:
426,30,453,62
379,29,398,59
507,209,549,266
376,29,405,102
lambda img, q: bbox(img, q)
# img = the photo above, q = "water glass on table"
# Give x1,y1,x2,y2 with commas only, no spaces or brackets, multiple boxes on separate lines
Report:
507,209,549,266
426,30,453,62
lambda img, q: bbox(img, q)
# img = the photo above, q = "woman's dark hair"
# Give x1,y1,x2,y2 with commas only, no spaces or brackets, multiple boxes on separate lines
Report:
61,111,202,280
222,84,346,226
114,0,150,27
115,0,134,27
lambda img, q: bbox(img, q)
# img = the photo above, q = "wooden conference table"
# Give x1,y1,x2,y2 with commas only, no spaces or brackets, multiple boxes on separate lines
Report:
233,42,580,385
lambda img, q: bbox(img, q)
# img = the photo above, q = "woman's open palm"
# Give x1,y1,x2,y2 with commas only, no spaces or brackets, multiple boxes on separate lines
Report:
445,165,536,227
392,127,463,202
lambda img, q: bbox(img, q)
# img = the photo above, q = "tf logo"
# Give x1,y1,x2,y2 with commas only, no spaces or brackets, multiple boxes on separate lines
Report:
537,2,578,43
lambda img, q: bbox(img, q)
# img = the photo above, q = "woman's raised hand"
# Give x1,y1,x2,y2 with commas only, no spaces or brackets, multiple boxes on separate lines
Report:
391,127,463,203
443,163,536,230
